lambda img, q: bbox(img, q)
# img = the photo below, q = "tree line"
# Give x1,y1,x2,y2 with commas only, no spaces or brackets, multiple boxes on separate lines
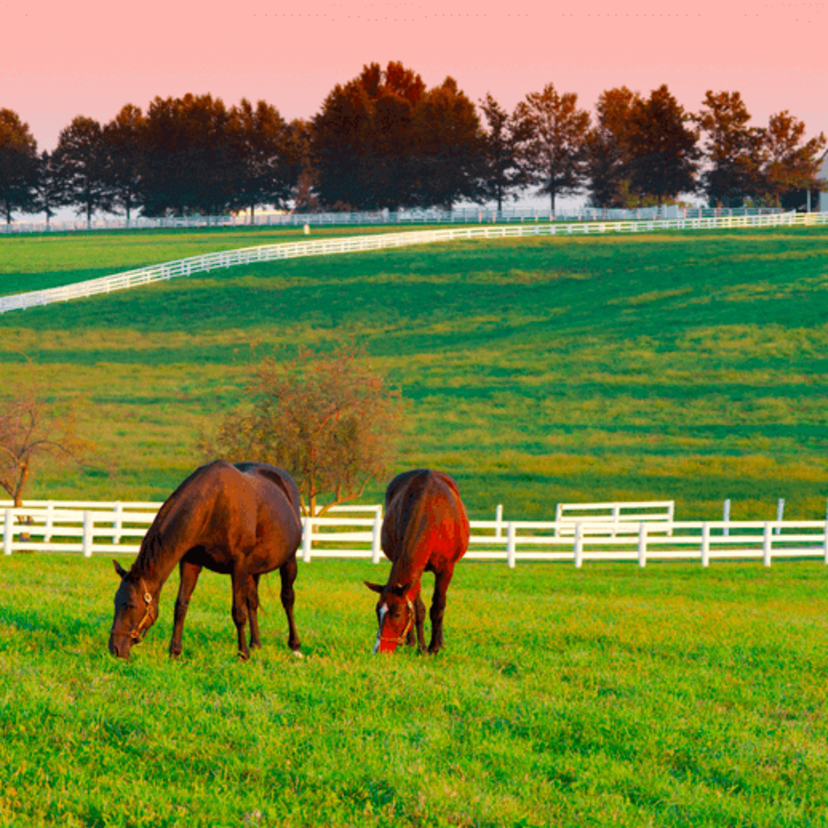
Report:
1,62,826,224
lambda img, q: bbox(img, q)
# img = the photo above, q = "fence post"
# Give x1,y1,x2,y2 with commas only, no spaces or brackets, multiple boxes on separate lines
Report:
823,518,828,565
775,499,785,534
302,517,313,563
701,522,710,567
506,522,516,569
3,509,12,555
612,504,620,538
114,502,123,544
637,523,648,568
763,522,772,567
723,499,731,537
371,514,382,564
495,504,503,538
83,511,94,558
574,522,583,568
45,501,54,543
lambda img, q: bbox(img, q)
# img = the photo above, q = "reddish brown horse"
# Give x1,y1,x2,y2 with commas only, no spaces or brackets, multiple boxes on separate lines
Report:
366,469,469,654
109,460,303,661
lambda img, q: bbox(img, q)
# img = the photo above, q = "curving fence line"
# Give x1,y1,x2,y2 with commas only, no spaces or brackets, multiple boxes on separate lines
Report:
2,210,826,315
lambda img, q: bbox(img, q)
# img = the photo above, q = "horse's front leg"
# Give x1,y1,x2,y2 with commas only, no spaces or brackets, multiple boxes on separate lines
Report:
231,559,251,660
170,561,202,659
247,573,262,650
428,566,455,654
279,555,301,654
412,585,427,650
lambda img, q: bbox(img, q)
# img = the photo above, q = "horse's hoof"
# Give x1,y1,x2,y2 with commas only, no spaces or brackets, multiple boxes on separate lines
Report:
292,650,304,659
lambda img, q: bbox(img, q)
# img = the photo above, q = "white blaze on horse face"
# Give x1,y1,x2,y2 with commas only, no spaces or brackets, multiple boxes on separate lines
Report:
373,603,389,654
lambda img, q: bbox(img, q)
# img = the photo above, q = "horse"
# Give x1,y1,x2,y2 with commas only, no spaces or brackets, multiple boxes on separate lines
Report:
365,469,469,654
109,460,303,661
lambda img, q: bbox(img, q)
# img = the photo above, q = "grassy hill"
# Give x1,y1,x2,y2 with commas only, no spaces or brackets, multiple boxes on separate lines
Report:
1,224,827,520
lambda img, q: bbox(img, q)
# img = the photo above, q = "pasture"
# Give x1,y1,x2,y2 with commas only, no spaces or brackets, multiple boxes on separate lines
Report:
2,224,828,825
1,224,827,520
2,554,828,826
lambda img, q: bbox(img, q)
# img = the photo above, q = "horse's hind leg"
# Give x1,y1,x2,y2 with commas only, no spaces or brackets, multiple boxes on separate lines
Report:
231,558,252,660
170,561,202,659
279,555,301,654
428,566,455,654
247,574,262,650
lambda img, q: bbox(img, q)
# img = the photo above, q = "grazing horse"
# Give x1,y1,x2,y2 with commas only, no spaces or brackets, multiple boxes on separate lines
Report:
109,460,303,661
366,469,469,654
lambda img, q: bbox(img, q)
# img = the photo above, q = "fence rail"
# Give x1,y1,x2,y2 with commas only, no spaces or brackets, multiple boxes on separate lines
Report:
4,503,828,568
3,211,826,315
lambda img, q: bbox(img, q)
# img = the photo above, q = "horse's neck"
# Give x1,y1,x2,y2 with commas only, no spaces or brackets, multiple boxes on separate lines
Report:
131,529,184,593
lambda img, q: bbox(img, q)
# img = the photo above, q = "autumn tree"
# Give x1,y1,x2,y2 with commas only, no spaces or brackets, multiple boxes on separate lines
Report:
696,91,763,207
140,94,238,216
584,87,639,208
230,99,295,218
0,362,91,508
0,109,39,223
476,93,531,211
33,151,62,225
757,111,827,208
52,116,113,223
311,61,425,210
513,83,591,211
102,104,146,220
410,77,483,208
203,347,403,516
285,118,320,212
625,85,700,205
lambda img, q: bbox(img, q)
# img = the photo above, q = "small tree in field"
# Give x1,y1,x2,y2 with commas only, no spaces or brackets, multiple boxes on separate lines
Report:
203,347,404,516
0,366,90,508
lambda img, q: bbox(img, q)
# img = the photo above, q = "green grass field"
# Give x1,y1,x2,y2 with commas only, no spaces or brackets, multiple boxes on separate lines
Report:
3,224,828,825
2,554,828,827
1,223,827,520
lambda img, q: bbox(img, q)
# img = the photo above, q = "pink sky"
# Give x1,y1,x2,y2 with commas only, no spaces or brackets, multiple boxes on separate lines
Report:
4,0,826,156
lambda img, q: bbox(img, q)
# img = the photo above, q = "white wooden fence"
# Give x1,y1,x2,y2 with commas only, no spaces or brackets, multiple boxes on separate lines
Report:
555,500,675,536
3,210,826,315
0,205,784,235
3,499,828,569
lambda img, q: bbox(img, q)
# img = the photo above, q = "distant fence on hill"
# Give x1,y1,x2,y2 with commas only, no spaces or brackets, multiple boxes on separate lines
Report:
0,205,785,235
2,210,827,315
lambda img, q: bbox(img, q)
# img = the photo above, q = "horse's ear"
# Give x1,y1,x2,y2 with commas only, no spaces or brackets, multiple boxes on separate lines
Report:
113,560,128,579
364,581,384,595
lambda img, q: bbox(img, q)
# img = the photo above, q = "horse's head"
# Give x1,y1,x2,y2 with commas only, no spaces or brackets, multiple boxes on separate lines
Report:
365,581,413,654
109,560,158,659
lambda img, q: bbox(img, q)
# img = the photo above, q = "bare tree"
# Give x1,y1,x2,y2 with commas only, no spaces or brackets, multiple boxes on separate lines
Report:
0,363,91,508
202,346,404,516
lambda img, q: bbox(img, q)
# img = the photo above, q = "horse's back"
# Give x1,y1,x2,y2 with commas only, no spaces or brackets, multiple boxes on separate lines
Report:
234,462,302,520
146,460,301,573
382,469,469,569
235,462,303,566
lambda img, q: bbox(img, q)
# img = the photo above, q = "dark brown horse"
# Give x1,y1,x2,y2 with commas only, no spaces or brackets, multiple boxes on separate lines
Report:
109,460,303,661
365,469,469,654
